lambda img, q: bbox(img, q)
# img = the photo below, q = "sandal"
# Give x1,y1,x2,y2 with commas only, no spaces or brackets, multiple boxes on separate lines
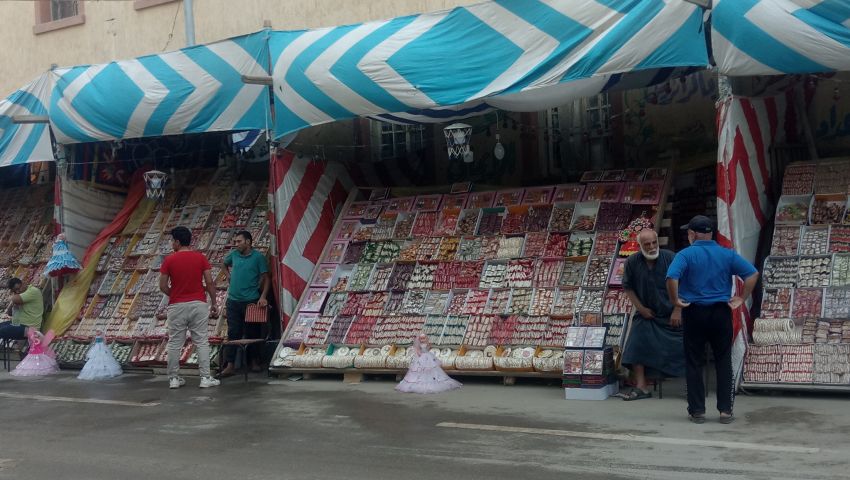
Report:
622,389,652,401
688,413,706,424
719,413,735,424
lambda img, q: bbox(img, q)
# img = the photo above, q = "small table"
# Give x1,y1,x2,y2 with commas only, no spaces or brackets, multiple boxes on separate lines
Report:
218,339,265,382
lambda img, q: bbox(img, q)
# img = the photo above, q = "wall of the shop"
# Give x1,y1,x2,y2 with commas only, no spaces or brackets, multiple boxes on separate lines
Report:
287,121,359,164
810,72,850,158
620,71,719,172
0,0,479,96
60,179,126,259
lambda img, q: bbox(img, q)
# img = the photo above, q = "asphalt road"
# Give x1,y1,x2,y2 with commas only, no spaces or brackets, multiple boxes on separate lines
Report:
0,372,847,480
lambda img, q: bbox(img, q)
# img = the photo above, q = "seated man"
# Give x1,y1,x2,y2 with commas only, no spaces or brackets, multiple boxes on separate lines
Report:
0,277,44,342
620,230,685,400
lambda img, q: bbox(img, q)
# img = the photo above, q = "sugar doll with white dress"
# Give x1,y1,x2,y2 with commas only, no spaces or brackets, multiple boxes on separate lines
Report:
77,331,123,381
395,333,462,394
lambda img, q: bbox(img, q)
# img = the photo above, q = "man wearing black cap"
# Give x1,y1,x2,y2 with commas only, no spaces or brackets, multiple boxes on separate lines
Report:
665,215,759,425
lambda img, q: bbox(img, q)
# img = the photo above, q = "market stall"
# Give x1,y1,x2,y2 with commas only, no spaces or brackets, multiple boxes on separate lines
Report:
0,0,847,392
270,166,672,384
50,164,271,372
711,1,850,390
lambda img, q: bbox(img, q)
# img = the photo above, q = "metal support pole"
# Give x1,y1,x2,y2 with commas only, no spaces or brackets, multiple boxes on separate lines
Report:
184,0,195,47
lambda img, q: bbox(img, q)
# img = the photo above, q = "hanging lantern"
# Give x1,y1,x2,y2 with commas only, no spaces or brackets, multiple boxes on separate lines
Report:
444,123,473,159
493,133,505,160
143,170,168,200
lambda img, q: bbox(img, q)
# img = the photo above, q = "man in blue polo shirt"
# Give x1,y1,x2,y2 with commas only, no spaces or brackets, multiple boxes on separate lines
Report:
666,215,758,425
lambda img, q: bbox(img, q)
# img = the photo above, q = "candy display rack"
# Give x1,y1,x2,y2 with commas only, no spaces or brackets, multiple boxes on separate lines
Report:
563,326,618,400
54,169,268,373
745,159,850,391
272,168,670,384
0,185,54,311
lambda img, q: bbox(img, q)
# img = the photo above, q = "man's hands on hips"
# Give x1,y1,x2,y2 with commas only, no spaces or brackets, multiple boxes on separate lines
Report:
728,296,744,310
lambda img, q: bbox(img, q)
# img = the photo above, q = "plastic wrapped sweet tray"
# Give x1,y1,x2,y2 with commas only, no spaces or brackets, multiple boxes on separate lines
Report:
494,346,535,371
386,346,415,369
354,347,389,369
291,347,327,368
455,348,496,371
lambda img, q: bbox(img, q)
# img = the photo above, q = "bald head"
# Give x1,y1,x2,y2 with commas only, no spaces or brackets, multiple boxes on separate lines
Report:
637,229,658,243
638,229,659,260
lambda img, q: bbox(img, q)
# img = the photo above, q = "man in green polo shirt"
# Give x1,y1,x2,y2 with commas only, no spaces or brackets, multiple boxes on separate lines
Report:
1,278,44,341
220,230,270,377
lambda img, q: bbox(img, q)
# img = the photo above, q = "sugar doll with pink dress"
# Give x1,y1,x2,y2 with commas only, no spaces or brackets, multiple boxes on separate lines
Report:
395,333,462,394
11,328,60,377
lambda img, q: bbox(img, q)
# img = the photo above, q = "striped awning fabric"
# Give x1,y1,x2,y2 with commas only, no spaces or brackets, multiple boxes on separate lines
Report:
268,0,709,138
0,74,55,167
712,0,850,75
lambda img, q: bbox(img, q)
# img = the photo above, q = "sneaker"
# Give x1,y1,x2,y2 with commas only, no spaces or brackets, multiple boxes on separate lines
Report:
199,376,220,388
169,376,186,389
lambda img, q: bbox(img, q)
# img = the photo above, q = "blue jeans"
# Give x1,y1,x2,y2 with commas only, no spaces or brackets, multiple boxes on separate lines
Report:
0,321,27,340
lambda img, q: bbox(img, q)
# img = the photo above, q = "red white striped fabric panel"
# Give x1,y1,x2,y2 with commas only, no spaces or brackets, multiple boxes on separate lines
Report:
716,93,798,369
270,150,353,328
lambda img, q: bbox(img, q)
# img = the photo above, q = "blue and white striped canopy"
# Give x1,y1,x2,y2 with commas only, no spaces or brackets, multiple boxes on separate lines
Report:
713,0,850,76
49,31,271,144
268,0,709,138
0,74,55,167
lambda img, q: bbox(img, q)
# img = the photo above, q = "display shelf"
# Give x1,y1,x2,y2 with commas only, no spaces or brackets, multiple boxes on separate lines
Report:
741,382,850,393
0,186,53,304
61,169,266,355
274,170,669,378
747,160,850,390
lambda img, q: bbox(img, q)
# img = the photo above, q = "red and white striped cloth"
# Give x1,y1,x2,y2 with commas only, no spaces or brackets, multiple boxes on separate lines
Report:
270,150,353,327
716,90,798,385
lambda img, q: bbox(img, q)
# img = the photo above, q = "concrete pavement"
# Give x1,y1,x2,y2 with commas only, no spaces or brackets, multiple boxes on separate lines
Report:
0,371,847,479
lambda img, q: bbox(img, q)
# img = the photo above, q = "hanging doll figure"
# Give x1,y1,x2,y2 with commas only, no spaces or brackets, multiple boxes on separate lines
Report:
11,328,60,377
44,233,82,278
77,330,122,381
395,333,462,394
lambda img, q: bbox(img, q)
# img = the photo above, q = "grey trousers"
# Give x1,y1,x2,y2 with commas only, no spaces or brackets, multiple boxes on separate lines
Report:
166,301,211,378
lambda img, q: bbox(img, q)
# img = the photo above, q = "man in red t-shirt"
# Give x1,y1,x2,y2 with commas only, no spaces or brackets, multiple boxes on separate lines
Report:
159,226,220,389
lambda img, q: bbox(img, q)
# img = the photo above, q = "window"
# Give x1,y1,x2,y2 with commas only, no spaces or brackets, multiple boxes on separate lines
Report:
586,93,611,138
50,0,78,20
374,121,425,161
546,108,563,173
34,0,85,35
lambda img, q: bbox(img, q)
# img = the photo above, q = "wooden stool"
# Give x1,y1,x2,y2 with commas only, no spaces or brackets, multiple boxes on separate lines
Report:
219,339,265,382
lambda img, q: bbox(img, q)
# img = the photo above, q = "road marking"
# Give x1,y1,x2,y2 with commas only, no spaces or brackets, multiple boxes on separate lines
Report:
436,422,820,454
0,392,159,407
